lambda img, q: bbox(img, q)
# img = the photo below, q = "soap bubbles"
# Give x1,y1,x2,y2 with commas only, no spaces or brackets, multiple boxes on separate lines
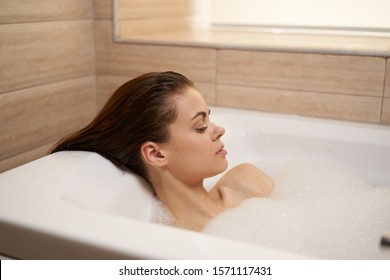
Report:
204,160,390,259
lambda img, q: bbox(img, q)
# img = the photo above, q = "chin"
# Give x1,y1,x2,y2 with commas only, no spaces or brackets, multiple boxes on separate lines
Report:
203,165,226,179
216,159,229,174
222,158,229,170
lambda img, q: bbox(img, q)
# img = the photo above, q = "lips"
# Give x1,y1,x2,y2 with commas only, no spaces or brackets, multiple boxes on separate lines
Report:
216,144,228,156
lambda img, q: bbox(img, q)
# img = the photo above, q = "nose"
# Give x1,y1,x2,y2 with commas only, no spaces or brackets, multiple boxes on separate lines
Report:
212,123,225,141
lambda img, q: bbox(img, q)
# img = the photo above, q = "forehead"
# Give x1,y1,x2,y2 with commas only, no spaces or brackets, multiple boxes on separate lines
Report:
175,87,208,121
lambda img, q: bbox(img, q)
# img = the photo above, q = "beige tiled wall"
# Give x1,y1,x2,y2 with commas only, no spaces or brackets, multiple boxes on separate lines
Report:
109,0,389,127
0,0,92,22
217,50,385,123
96,21,216,82
0,20,95,93
217,85,382,123
117,0,197,19
0,0,96,172
94,0,390,126
95,18,217,108
93,0,113,20
115,0,207,38
218,50,385,96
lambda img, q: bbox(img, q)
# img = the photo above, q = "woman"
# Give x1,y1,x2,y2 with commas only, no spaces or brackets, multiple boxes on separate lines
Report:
51,71,274,231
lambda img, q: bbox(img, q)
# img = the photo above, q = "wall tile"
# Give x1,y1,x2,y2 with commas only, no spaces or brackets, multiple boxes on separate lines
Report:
96,75,131,109
95,20,217,84
382,98,390,125
197,82,217,106
217,84,382,123
385,58,390,98
116,18,194,37
96,74,216,110
116,0,196,19
218,50,385,97
94,0,112,19
0,20,95,93
0,77,96,161
0,0,93,23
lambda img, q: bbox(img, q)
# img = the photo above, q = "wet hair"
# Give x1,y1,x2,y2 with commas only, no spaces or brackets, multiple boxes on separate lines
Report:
51,71,195,185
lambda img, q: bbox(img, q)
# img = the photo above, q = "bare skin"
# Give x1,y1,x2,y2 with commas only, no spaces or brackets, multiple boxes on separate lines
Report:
210,163,274,210
141,87,274,231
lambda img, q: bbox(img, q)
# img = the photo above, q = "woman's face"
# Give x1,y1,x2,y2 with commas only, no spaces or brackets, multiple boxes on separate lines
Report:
162,87,228,185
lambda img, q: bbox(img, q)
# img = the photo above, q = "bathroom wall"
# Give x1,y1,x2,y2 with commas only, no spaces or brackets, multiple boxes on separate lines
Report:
108,0,390,125
0,0,96,172
115,0,209,39
384,66,390,124
95,0,217,108
216,51,386,123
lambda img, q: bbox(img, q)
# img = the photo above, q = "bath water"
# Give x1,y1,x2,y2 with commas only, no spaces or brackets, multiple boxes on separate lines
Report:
203,160,390,259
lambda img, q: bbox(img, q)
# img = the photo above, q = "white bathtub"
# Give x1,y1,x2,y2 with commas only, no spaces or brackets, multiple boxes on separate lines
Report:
1,107,389,259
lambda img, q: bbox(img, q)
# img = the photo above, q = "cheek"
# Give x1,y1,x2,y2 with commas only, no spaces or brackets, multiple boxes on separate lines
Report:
167,134,227,179
174,132,209,151
169,134,213,166
188,136,214,158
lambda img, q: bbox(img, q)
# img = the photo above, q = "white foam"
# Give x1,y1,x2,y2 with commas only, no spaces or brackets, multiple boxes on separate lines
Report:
204,160,390,259
152,197,175,226
272,160,371,200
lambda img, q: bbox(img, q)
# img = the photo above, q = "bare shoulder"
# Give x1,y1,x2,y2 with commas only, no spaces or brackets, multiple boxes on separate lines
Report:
210,163,274,208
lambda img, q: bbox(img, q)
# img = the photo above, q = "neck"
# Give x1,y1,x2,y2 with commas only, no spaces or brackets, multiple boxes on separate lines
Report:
152,174,223,231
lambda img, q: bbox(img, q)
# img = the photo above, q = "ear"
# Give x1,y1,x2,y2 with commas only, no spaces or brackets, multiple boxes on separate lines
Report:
140,141,167,167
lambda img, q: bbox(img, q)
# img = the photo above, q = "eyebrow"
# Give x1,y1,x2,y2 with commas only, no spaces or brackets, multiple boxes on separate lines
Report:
191,109,211,120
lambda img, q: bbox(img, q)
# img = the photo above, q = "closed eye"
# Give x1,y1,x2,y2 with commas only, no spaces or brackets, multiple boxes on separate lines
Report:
195,126,208,133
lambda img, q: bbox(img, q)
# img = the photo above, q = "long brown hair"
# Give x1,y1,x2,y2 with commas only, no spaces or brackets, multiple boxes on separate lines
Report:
51,71,194,185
